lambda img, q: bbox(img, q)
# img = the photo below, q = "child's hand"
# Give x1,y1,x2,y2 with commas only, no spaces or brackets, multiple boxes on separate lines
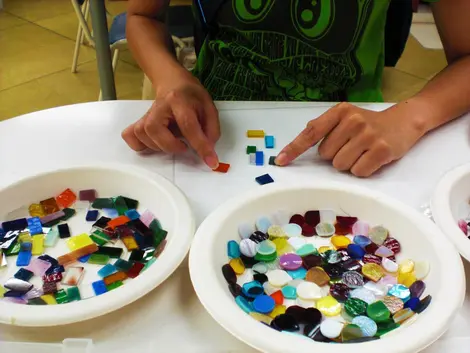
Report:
122,76,220,169
275,102,427,177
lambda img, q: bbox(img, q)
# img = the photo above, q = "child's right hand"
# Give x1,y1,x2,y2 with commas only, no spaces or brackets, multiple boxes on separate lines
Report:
122,74,220,169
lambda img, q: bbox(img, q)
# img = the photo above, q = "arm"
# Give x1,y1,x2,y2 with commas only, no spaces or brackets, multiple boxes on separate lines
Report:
388,0,470,134
126,0,191,95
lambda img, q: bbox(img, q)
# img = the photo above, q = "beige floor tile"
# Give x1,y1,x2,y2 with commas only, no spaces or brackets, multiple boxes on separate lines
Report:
0,60,143,120
381,67,428,102
0,11,28,31
35,11,84,41
0,23,96,91
396,35,447,80
4,0,74,22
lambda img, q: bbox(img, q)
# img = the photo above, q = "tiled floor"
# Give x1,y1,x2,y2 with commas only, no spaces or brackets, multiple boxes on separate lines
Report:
0,0,448,121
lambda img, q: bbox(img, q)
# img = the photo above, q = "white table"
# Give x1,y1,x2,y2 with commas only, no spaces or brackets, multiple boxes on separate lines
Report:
1,101,470,353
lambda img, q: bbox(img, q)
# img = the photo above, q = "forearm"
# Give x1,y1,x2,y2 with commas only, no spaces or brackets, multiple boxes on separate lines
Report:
387,55,470,135
126,13,188,94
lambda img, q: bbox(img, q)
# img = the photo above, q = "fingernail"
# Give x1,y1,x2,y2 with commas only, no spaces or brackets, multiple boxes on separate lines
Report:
275,152,288,166
204,154,219,169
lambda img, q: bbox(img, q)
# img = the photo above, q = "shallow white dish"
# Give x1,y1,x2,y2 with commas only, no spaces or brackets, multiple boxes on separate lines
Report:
0,165,195,326
189,182,465,353
431,163,470,262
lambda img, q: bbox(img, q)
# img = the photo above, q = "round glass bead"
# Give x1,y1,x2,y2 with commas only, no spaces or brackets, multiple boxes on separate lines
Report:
256,240,277,256
306,267,330,286
267,269,292,287
383,237,401,254
352,221,370,236
350,288,376,304
239,239,257,257
341,324,363,341
282,223,303,237
269,304,287,318
255,216,272,233
287,237,306,250
235,295,252,313
250,312,273,325
315,222,335,237
404,297,420,311
320,319,344,339
382,257,398,273
302,254,323,269
342,271,364,288
393,308,415,324
301,223,316,237
270,290,284,305
286,267,307,280
267,225,286,238
352,316,378,337
323,250,342,264
375,245,394,258
383,295,404,314
252,295,275,314
414,261,430,280
238,223,254,239
362,263,385,282
398,259,415,274
362,254,382,266
289,214,305,226
229,258,245,275
388,284,411,301
271,314,299,332
297,281,322,300
281,285,297,299
252,262,268,274
249,231,269,243
329,283,350,302
366,301,391,323
344,298,368,317
296,243,317,257
331,235,351,249
279,253,303,271
409,280,426,298
317,296,341,317
222,264,237,283
369,226,389,245
347,244,366,260
353,235,372,247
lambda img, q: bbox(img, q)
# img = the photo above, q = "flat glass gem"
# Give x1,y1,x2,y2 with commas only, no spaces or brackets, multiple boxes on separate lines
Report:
415,295,432,314
268,305,286,319
98,263,117,278
57,224,71,239
301,223,316,237
104,271,128,285
287,267,307,279
352,316,378,337
341,324,363,341
414,261,430,280
255,252,277,262
54,289,69,304
388,284,411,300
319,209,336,224
375,246,394,258
106,280,124,291
398,259,415,274
62,266,85,286
383,237,401,254
4,277,33,293
296,243,317,257
306,267,330,286
344,298,368,317
235,296,252,313
347,244,366,260
315,222,335,237
302,254,322,269
56,188,77,208
40,197,60,215
362,253,382,266
342,271,364,288
350,288,376,304
31,235,44,255
227,240,240,258
279,253,302,270
331,235,351,249
127,262,145,278
369,226,389,245
256,240,277,255
78,189,97,202
67,287,81,302
330,283,351,302
383,295,404,314
288,237,306,250
320,318,344,339
88,254,110,265
353,235,371,247
352,221,369,236
249,231,269,243
250,312,273,325
289,214,305,226
272,238,290,253
340,258,362,272
281,223,302,237
29,203,46,217
255,216,272,233
317,296,341,317
242,281,264,298
229,258,245,275
66,234,94,251
267,269,293,287
382,257,398,273
14,268,34,281
364,282,389,297
253,295,276,314
297,281,322,300
404,297,420,311
16,250,32,266
409,280,426,298
253,273,268,284
267,225,285,238
25,258,52,276
252,262,268,274
362,263,385,282
304,210,320,226
393,308,415,324
366,301,391,323
281,285,297,299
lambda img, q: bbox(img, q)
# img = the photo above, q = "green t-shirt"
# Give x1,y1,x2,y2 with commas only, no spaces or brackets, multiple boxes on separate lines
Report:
193,0,391,102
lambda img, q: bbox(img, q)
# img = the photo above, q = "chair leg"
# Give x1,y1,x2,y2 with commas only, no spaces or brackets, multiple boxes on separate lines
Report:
80,0,90,46
71,0,91,73
99,48,120,101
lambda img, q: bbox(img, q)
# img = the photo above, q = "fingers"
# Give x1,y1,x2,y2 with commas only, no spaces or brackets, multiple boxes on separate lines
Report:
331,137,368,171
132,119,162,151
275,104,346,165
167,92,219,169
122,123,148,152
318,113,367,160
144,102,187,154
350,141,394,177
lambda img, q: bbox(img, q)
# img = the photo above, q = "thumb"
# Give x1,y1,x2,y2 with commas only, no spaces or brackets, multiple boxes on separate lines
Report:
275,107,343,166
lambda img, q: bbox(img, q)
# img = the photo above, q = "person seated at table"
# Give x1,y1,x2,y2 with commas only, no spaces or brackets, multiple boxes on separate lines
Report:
122,0,470,177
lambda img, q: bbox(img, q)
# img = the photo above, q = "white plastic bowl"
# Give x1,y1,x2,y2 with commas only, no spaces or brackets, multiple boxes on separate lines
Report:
189,182,465,353
0,165,195,326
431,163,470,262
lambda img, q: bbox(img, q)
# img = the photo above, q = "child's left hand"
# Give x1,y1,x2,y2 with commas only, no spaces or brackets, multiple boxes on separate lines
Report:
275,102,427,177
